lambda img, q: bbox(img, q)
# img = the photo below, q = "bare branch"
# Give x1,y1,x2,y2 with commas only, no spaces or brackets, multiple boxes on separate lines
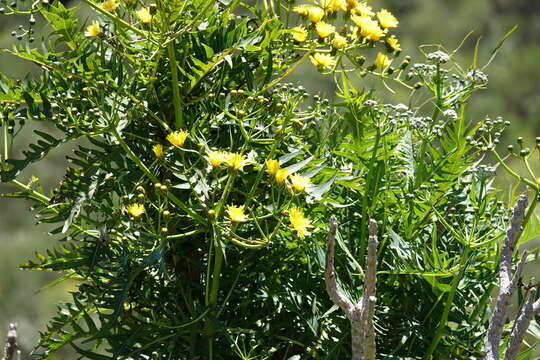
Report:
484,194,528,360
504,288,538,360
361,219,379,360
324,217,379,360
2,323,18,360
325,216,355,316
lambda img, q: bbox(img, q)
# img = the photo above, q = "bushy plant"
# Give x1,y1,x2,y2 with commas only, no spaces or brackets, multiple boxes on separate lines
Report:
1,0,539,359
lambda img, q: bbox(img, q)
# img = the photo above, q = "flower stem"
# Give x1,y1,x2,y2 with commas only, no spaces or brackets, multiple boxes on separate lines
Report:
167,42,184,130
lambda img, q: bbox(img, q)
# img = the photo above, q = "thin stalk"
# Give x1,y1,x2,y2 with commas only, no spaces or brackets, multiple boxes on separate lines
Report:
167,42,184,129
424,247,471,359
2,119,8,166
523,156,537,184
515,192,538,244
492,150,538,191
206,171,238,358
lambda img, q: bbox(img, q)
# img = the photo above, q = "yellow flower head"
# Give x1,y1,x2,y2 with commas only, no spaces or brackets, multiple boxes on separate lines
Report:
166,130,189,147
374,52,390,69
293,4,311,15
290,174,311,192
126,203,145,218
310,53,335,70
352,15,386,41
333,33,348,49
152,144,164,158
275,168,289,183
136,7,153,24
100,0,118,12
386,35,401,52
352,2,374,16
346,0,358,11
307,6,325,22
225,152,251,170
266,159,281,176
377,9,399,28
291,26,308,42
320,0,346,13
85,21,102,37
227,204,247,223
315,21,335,38
289,206,312,238
208,150,226,167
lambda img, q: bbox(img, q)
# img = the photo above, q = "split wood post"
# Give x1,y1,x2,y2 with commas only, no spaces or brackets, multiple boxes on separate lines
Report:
325,216,379,360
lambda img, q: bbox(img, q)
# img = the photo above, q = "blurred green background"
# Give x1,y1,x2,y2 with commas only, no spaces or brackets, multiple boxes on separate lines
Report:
1,0,539,357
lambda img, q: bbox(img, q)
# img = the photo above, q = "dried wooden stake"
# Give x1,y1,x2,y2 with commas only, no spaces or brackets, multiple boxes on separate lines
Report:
484,194,540,360
2,323,19,360
325,216,379,360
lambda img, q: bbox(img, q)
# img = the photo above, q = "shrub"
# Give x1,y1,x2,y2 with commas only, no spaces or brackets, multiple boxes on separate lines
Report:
1,0,538,359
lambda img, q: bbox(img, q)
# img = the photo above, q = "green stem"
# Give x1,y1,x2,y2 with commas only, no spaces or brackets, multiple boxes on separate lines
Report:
516,192,539,243
167,42,184,129
112,129,204,223
492,150,539,191
2,118,8,166
11,179,49,203
424,247,471,359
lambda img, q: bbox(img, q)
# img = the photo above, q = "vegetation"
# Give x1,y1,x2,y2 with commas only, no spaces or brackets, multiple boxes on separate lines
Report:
0,0,539,359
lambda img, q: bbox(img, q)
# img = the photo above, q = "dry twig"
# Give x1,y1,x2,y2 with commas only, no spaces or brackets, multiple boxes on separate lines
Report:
2,323,19,360
484,194,540,360
325,216,379,360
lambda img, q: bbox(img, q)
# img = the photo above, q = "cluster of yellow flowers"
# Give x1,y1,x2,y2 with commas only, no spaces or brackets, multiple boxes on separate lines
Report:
265,159,313,238
85,0,154,38
218,158,315,239
291,0,401,71
265,159,312,193
207,151,253,170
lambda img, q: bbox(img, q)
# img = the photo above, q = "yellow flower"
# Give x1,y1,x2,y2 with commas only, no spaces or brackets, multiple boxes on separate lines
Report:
289,206,312,238
321,0,346,13
100,0,118,12
225,152,251,170
227,204,247,223
293,4,311,15
266,159,281,176
310,53,335,70
352,15,386,41
275,168,289,183
85,20,102,37
333,33,348,49
386,35,401,52
290,174,311,192
126,203,145,218
377,9,399,28
136,7,153,23
315,21,335,38
152,144,164,158
208,150,226,167
374,52,390,68
291,26,308,42
307,6,325,22
166,130,188,147
346,0,358,11
352,2,374,16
